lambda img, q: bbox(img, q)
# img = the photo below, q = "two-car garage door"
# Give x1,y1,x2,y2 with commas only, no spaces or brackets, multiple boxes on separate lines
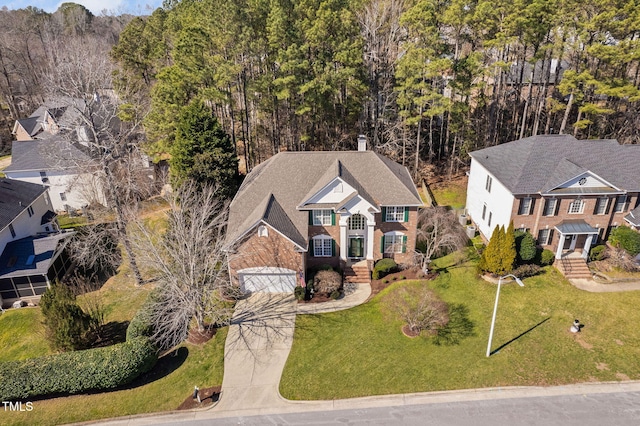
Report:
238,267,297,293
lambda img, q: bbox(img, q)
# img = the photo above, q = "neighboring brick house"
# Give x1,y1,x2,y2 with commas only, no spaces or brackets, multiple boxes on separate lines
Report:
225,145,423,293
0,179,73,307
465,135,640,262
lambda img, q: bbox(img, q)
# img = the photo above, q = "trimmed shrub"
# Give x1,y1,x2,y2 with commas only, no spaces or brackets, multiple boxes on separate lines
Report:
294,286,305,301
608,226,640,256
313,270,342,294
589,245,607,262
0,337,157,400
515,231,537,264
539,249,555,266
511,264,541,278
373,258,397,280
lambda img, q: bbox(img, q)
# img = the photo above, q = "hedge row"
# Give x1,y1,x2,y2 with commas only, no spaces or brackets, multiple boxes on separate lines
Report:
0,337,157,400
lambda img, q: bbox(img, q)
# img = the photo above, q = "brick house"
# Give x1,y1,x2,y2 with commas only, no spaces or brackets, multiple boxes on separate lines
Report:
465,135,640,264
225,144,423,293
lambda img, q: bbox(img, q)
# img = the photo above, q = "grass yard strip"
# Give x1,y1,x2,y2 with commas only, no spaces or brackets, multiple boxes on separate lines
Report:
0,309,51,361
430,182,467,209
0,327,227,426
280,256,640,400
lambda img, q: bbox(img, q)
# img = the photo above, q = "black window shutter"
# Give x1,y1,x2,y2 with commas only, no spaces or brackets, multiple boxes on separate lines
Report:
309,239,315,257
309,211,314,225
381,207,387,222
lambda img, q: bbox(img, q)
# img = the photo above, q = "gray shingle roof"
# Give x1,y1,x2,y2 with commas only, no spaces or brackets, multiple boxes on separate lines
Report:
4,137,92,173
0,233,72,279
469,135,640,194
226,151,422,248
625,205,640,227
0,179,48,232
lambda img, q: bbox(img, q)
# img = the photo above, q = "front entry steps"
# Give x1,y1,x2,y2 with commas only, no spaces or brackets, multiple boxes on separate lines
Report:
344,260,371,284
557,257,592,279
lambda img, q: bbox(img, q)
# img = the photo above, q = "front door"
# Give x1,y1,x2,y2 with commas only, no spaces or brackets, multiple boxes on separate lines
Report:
349,236,364,258
563,234,576,250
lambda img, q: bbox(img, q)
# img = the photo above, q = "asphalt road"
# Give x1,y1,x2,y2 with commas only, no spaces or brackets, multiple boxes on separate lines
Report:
154,391,640,426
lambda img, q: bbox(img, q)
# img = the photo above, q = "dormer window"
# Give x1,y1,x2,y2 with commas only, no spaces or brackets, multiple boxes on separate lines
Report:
258,225,268,237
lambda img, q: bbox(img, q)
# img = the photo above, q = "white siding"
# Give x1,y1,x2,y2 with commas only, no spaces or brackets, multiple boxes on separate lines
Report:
0,191,50,255
306,178,356,204
465,158,515,239
4,171,105,211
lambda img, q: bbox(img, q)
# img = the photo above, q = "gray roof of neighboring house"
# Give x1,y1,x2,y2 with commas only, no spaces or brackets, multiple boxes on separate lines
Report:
625,205,640,227
469,135,640,195
226,151,422,248
0,233,72,279
4,137,93,173
0,178,47,232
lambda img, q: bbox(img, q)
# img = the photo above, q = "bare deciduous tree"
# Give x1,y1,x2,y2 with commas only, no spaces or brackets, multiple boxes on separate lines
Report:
383,285,449,335
414,207,468,272
131,182,237,350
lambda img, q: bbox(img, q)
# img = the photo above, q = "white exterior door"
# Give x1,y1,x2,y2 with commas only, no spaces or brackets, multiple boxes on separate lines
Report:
238,267,297,293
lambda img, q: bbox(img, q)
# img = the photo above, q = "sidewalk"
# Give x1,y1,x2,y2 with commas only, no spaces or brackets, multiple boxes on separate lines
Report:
569,278,640,292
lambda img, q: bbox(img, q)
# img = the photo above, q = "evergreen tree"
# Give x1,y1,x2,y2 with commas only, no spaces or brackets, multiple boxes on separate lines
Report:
40,283,93,351
481,225,503,275
515,230,537,264
171,99,239,199
501,222,516,273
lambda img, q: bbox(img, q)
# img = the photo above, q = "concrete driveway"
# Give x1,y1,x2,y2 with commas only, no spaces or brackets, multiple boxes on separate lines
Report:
215,293,297,412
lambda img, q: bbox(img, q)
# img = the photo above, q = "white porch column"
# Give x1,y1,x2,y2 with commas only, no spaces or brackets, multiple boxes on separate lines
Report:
555,232,564,259
582,234,594,260
340,224,347,261
366,224,375,259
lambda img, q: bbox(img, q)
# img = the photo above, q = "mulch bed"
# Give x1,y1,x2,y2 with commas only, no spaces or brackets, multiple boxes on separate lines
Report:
176,386,221,410
369,268,437,298
186,325,218,345
401,324,420,338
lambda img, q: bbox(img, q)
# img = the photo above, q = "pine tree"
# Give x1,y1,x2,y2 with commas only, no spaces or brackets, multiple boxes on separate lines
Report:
171,99,239,199
481,225,503,275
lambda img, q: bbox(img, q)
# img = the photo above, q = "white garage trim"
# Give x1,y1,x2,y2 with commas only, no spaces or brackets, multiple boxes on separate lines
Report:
238,267,297,293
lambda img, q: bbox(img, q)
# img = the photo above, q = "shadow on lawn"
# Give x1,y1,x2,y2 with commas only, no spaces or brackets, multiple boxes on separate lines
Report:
434,304,475,346
490,317,550,356
125,346,189,389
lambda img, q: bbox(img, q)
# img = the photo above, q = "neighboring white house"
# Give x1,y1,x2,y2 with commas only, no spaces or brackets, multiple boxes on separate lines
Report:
0,178,72,306
3,137,105,212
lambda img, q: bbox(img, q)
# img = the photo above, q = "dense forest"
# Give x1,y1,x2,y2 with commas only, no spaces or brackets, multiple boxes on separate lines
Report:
4,1,640,180
0,3,133,153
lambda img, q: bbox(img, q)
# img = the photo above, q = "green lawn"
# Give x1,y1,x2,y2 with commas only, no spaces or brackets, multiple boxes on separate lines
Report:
0,309,51,361
431,182,467,209
280,255,640,400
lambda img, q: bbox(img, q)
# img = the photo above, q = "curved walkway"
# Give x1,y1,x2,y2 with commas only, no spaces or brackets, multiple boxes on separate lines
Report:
570,278,640,292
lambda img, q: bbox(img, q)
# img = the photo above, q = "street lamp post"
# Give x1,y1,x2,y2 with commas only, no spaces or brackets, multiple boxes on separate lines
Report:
486,274,524,357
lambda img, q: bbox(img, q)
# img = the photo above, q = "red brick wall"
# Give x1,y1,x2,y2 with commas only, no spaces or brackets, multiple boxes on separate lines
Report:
307,220,341,269
228,224,304,286
373,207,418,265
510,193,639,249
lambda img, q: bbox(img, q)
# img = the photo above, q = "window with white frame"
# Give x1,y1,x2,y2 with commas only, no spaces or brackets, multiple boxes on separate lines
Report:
383,232,406,253
568,199,584,214
543,198,557,216
348,214,365,230
485,175,492,193
614,195,628,213
537,228,553,245
594,197,609,215
518,197,533,215
313,235,333,257
9,224,16,238
312,209,332,226
40,171,49,184
385,206,405,222
60,192,67,202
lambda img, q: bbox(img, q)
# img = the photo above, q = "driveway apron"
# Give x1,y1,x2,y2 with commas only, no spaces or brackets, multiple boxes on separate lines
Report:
215,293,297,412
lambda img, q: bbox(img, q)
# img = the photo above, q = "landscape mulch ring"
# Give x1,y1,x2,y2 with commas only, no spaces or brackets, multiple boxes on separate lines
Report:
176,386,221,410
